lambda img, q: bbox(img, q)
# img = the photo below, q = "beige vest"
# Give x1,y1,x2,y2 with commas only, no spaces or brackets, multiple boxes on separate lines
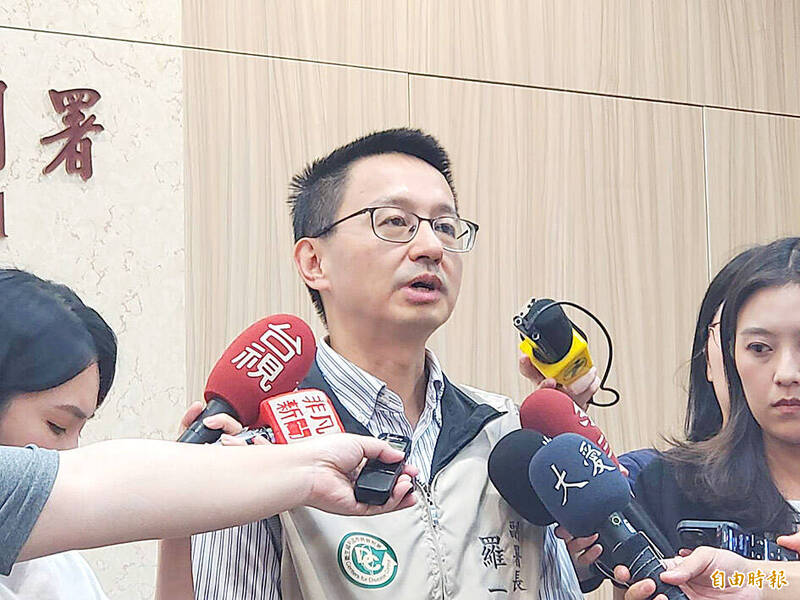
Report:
279,387,543,599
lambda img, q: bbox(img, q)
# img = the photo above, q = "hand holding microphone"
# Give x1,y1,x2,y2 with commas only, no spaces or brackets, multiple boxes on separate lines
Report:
529,433,689,600
490,388,674,594
520,387,622,468
177,313,415,510
296,434,418,516
514,296,621,409
515,298,601,410
179,314,316,444
619,547,762,600
518,357,600,412
175,397,416,516
177,402,269,446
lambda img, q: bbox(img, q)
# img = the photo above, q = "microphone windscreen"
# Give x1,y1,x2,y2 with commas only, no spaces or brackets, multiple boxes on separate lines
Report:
527,299,573,362
204,314,316,426
528,433,630,536
520,388,620,466
488,429,555,526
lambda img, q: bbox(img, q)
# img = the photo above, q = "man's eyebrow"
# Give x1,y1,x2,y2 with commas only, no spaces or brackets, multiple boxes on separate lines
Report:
433,202,458,215
370,196,457,215
54,404,92,420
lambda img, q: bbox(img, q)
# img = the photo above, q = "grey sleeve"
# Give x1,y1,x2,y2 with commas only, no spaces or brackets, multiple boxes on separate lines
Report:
0,444,60,575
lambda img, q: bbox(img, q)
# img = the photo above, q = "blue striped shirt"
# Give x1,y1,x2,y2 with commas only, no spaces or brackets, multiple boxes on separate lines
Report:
191,340,583,599
315,339,444,484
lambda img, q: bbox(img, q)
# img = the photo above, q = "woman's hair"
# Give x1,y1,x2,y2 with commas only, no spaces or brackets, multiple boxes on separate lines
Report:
0,269,117,411
684,246,758,442
668,237,800,533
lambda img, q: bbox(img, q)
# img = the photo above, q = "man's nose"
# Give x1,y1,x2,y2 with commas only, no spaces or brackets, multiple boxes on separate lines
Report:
407,220,444,263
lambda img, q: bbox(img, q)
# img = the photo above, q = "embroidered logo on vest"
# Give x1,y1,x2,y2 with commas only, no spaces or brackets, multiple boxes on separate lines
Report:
337,532,398,588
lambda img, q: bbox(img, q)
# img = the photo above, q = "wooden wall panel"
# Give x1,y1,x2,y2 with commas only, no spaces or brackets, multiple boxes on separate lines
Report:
705,108,800,272
183,0,408,70
409,76,709,453
184,0,800,115
184,50,409,403
408,0,702,105
408,0,800,115
699,1,800,116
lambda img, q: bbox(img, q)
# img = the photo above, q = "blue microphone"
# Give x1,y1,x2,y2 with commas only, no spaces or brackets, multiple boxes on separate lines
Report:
529,433,688,600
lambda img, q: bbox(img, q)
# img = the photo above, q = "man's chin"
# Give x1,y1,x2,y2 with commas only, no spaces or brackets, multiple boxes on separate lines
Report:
389,303,451,332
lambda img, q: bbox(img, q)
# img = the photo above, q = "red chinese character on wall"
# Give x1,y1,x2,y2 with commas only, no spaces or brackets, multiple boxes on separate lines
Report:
41,88,103,181
0,80,6,171
0,81,6,238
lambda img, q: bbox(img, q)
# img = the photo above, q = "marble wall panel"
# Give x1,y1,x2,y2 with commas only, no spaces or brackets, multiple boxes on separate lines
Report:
0,28,184,599
0,0,180,44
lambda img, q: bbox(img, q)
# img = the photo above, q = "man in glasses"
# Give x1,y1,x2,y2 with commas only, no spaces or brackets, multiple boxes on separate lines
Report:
192,128,583,599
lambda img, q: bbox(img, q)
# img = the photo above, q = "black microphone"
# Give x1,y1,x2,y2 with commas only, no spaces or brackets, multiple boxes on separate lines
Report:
488,429,555,526
520,388,675,560
488,427,673,593
529,433,689,600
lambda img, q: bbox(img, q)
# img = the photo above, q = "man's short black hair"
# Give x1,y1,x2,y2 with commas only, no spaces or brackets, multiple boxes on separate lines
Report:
288,128,457,325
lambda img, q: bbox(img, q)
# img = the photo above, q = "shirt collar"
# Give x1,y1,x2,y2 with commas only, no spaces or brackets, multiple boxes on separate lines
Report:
316,338,445,429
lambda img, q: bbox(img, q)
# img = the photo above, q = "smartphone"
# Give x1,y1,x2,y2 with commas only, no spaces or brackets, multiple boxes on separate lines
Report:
677,519,799,561
677,519,743,550
354,433,412,505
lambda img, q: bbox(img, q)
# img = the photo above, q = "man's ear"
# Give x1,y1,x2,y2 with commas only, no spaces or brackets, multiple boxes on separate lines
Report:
294,238,330,293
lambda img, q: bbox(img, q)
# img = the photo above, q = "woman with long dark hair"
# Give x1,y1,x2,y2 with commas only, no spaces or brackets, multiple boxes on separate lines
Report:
682,246,761,444
570,245,760,587
618,245,759,486
620,237,800,600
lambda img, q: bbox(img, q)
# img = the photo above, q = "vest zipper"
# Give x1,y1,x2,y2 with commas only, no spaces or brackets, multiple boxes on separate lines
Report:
417,473,447,598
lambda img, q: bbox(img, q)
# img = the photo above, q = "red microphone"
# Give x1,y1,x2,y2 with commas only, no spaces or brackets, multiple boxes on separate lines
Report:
519,388,620,467
256,388,345,444
178,314,316,444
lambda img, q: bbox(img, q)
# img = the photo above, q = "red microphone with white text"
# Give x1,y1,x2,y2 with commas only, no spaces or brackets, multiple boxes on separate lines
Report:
519,387,675,591
519,387,620,467
256,389,409,505
178,314,316,444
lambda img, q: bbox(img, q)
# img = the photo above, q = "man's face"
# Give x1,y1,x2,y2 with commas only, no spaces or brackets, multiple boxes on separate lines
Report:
317,153,464,338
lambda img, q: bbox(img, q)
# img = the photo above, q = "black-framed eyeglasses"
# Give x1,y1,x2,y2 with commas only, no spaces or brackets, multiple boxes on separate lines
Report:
308,206,480,253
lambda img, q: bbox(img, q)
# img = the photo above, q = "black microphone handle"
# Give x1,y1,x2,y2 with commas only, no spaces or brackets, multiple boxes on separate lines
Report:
614,533,688,600
598,513,689,600
625,498,676,557
177,397,240,444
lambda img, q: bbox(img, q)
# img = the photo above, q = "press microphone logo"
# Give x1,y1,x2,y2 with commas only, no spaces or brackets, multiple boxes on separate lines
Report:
261,389,345,444
578,441,615,477
572,402,593,428
231,322,303,392
550,464,588,506
564,357,588,380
